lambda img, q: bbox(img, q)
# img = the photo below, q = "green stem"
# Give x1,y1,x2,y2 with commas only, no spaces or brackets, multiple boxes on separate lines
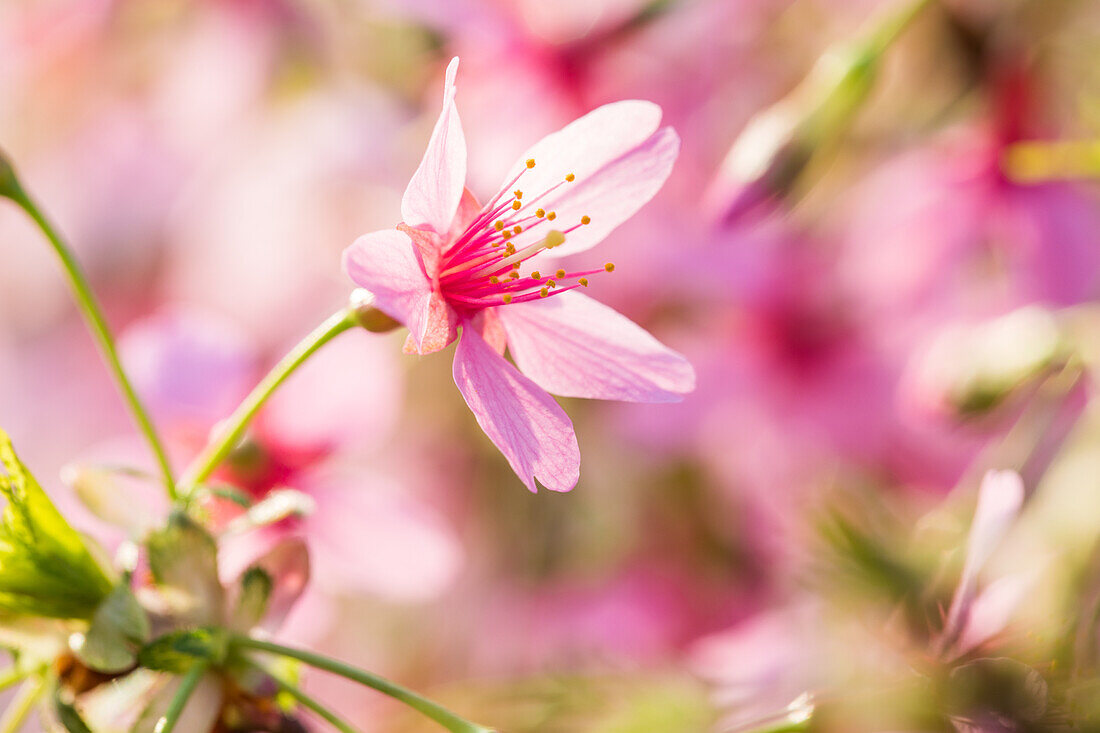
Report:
0,675,47,733
0,666,31,694
233,636,493,733
153,663,208,733
178,307,357,495
243,658,358,733
1,176,177,500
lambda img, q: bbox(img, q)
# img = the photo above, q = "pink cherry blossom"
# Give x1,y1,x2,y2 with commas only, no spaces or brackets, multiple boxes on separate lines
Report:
343,57,694,492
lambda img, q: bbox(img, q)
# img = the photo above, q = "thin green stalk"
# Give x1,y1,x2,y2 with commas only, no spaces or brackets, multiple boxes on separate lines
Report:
232,636,494,733
0,167,177,500
0,666,31,694
243,658,358,733
153,663,208,733
178,307,358,495
0,674,48,733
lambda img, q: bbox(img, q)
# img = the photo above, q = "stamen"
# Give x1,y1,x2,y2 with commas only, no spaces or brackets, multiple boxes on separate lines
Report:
547,211,557,220
536,209,545,218
539,288,549,297
490,276,499,284
514,190,523,199
605,263,615,272
503,294,513,303
581,215,591,225
556,269,566,278
513,225,523,234
531,271,542,281
565,173,575,182
547,280,557,288
526,158,536,169
512,201,521,210
494,221,504,231
579,278,589,287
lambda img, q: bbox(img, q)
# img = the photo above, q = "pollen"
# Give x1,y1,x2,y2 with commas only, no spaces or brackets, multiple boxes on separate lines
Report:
490,276,499,284
514,190,523,199
505,243,516,254
494,220,505,231
565,173,575,182
502,230,512,240
513,225,523,234
556,269,566,278
539,287,549,298
536,208,545,218
581,215,591,225
526,158,536,169
544,230,566,248
509,270,520,279
512,201,522,211
503,293,513,304
604,262,615,272
547,211,557,221
531,271,542,281
512,262,521,270
579,277,589,287
547,280,557,288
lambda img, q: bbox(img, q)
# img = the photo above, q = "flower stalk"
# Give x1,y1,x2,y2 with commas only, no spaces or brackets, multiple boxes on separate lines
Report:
232,635,494,733
0,151,178,500
245,659,358,733
178,307,359,495
154,662,209,733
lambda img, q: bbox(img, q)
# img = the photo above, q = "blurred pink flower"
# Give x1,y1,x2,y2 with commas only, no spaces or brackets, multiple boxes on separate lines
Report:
344,57,694,492
110,307,463,608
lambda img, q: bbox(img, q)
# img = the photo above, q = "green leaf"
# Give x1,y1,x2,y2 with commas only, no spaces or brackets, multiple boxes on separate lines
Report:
0,428,112,619
145,512,224,626
70,584,151,673
137,628,229,674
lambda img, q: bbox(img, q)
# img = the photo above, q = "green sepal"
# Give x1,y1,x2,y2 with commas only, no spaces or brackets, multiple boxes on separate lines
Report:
0,428,112,619
137,627,229,674
54,688,95,733
70,583,151,673
145,512,224,626
231,567,273,632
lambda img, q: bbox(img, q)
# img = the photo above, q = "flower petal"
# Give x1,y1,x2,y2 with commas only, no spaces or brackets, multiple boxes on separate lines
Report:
498,290,695,402
401,56,467,235
452,323,579,492
496,101,678,256
343,227,450,353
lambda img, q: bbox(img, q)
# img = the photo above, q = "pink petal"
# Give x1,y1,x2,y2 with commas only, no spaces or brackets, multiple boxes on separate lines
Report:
941,470,1025,648
498,291,695,402
952,569,1039,658
342,228,447,353
239,537,311,634
495,101,678,256
401,56,467,235
452,323,579,492
472,308,507,355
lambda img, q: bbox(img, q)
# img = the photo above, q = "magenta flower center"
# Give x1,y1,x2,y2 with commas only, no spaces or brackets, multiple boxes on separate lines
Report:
435,160,613,311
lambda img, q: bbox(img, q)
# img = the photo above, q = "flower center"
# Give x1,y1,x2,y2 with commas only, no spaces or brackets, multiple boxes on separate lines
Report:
435,159,614,310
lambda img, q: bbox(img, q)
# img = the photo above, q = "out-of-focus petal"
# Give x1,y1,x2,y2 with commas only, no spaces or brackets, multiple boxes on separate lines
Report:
952,569,1039,658
343,227,441,352
452,323,579,492
401,57,467,235
495,101,677,257
241,537,311,634
498,291,694,402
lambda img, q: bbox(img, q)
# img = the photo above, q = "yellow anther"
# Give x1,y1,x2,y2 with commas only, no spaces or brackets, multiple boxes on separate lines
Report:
579,277,589,287
502,230,512,240
514,190,523,199
539,287,549,298
526,158,536,169
509,270,520,279
494,220,505,231
544,230,566,249
565,173,575,182
490,276,499,284
555,269,566,278
505,243,516,254
548,280,557,288
547,211,557,221
531,271,542,281
512,201,522,211
536,208,545,218
513,225,522,234
581,215,591,225
503,294,513,304
512,262,521,270
604,262,615,272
